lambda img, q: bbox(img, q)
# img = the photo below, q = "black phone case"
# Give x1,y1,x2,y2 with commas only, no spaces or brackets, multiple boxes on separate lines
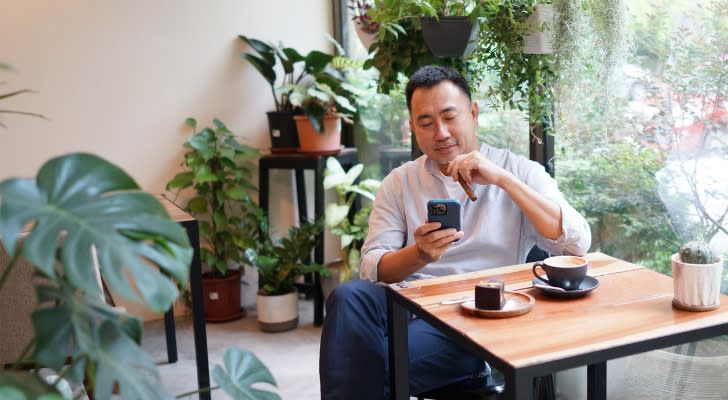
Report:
427,199,461,232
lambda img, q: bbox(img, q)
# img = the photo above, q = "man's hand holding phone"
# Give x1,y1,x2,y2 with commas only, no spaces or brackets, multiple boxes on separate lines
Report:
415,199,463,263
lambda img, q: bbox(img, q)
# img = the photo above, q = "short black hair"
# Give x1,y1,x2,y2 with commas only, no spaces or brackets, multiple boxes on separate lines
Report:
405,66,472,111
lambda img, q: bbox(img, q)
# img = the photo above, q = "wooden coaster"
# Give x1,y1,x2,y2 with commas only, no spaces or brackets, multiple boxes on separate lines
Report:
460,291,534,318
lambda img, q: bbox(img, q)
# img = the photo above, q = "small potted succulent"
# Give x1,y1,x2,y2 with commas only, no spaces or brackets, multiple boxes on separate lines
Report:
671,240,724,311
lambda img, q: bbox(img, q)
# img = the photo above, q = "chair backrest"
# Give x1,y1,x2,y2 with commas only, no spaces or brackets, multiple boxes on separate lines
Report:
526,245,550,263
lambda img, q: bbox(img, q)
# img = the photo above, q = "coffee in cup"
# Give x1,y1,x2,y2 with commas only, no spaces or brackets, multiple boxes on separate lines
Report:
532,255,588,291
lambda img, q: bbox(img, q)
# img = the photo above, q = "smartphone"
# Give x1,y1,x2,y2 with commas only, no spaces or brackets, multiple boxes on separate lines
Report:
427,199,461,235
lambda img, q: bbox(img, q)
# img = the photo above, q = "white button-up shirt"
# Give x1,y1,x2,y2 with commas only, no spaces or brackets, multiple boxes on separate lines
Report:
360,144,591,282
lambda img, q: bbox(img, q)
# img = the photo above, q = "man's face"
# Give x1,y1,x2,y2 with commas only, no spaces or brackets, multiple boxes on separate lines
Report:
409,81,479,165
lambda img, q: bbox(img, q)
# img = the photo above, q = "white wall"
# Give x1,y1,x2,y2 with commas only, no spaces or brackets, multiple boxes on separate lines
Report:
1,0,334,318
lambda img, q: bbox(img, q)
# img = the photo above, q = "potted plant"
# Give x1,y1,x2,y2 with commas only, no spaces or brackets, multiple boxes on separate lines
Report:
0,152,278,399
322,157,381,297
671,240,724,311
281,71,358,153
238,35,337,152
166,117,259,322
244,215,327,332
349,0,380,51
415,0,485,57
364,0,482,94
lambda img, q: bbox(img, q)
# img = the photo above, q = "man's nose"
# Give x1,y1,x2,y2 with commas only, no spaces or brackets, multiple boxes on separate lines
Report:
433,121,450,139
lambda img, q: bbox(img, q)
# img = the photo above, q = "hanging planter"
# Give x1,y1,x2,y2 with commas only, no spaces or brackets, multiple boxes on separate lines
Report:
421,16,479,57
523,4,556,55
355,21,377,51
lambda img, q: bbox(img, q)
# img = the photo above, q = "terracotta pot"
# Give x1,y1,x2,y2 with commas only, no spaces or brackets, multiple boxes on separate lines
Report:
294,114,342,153
202,269,245,322
671,253,724,311
256,289,298,332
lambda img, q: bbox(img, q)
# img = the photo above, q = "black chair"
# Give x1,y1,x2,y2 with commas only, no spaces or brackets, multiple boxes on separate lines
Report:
416,246,556,400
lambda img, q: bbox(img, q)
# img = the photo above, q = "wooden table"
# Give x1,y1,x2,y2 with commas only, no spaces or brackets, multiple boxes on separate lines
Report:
386,253,728,400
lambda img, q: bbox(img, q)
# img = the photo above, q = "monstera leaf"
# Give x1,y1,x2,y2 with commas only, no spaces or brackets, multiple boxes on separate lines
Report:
0,152,191,312
212,348,280,400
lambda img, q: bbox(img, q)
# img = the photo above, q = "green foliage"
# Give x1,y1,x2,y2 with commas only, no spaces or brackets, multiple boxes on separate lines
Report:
0,153,279,399
364,0,483,94
557,143,681,274
166,118,259,278
244,217,327,296
324,157,381,281
346,67,409,146
679,241,718,264
238,35,334,113
211,348,281,400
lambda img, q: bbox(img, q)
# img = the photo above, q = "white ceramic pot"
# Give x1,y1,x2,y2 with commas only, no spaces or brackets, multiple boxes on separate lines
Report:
671,253,724,311
256,289,298,332
523,4,555,54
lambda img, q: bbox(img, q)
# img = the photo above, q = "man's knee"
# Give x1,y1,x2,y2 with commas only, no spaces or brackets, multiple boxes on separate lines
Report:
326,279,382,313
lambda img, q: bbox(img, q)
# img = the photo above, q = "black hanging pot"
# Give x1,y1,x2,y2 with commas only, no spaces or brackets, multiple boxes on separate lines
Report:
421,16,479,58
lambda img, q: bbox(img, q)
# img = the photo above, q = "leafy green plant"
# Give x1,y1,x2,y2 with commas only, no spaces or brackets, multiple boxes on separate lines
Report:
0,153,279,399
281,75,358,133
324,157,381,281
365,1,483,94
244,215,328,296
238,35,334,113
166,117,259,278
349,0,381,34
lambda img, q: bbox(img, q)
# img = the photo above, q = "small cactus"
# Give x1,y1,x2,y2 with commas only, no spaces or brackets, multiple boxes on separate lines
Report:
679,241,718,264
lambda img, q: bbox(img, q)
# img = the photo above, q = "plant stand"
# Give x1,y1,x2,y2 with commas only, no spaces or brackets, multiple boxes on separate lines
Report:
258,148,359,326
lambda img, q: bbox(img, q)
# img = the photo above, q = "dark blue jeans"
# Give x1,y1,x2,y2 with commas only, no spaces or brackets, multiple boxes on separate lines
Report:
319,279,491,399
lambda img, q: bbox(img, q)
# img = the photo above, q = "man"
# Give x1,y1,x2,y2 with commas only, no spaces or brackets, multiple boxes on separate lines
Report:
319,66,591,399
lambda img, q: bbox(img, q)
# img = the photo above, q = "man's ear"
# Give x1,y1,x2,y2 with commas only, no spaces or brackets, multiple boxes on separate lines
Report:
471,101,479,125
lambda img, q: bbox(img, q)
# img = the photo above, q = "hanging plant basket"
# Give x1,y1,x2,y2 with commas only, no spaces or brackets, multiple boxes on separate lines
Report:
355,21,377,51
523,4,556,55
421,16,479,57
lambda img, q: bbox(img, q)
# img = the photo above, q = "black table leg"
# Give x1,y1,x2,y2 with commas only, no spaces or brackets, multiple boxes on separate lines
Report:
184,220,211,400
587,362,607,400
313,165,325,326
163,307,178,363
504,370,535,400
387,291,409,400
